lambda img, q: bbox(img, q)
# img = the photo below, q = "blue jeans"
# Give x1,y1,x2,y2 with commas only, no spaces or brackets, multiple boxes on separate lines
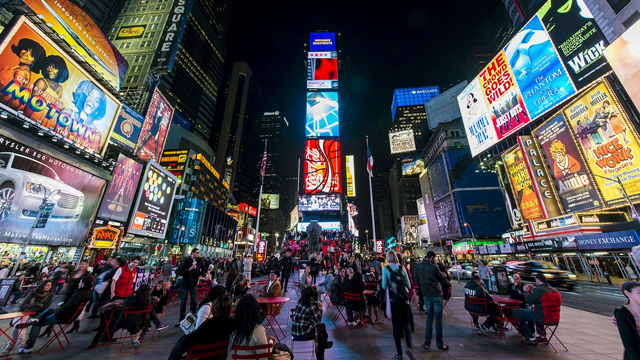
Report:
512,308,545,339
424,296,443,347
179,286,198,321
25,308,58,349
10,290,24,304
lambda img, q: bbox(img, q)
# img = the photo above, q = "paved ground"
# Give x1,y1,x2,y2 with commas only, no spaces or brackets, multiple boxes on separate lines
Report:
0,274,625,360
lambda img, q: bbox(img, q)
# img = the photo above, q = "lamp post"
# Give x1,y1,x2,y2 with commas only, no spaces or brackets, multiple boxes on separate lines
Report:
11,186,60,276
463,222,477,260
275,232,280,249
593,174,640,220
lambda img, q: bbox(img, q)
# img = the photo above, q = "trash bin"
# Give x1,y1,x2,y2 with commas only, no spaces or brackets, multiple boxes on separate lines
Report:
492,266,510,295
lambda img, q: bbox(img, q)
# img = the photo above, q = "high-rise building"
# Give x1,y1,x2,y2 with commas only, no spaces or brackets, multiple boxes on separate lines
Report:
499,0,546,27
107,0,232,141
372,172,395,241
584,0,640,42
389,86,440,150
73,0,126,29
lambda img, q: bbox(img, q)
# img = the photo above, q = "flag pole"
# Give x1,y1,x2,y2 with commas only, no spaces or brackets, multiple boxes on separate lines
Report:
254,139,267,256
367,136,377,246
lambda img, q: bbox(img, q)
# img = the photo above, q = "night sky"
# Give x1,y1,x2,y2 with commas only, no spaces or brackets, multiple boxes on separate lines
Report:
225,0,507,236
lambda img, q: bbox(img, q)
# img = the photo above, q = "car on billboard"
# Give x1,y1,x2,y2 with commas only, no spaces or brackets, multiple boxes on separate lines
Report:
0,153,83,221
505,260,576,290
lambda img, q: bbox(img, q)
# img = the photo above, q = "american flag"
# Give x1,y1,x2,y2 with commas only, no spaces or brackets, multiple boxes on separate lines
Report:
260,142,267,180
367,143,374,177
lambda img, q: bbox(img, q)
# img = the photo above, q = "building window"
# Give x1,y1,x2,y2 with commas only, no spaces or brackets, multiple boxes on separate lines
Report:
144,32,155,38
140,40,152,48
121,42,131,49
149,24,158,30
136,5,147,11
623,11,640,29
155,4,166,10
607,0,632,14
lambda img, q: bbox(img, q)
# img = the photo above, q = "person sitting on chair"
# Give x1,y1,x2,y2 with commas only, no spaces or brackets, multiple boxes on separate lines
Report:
292,287,333,360
512,273,559,345
17,275,93,353
259,271,282,316
464,271,502,334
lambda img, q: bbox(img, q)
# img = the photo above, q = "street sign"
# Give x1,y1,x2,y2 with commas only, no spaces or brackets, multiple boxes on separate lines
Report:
34,202,55,229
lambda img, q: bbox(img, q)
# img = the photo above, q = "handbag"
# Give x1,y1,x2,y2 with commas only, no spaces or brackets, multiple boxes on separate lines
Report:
179,312,197,335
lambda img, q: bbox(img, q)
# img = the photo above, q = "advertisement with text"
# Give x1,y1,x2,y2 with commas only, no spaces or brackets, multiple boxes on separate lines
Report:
307,51,338,89
109,104,143,152
304,139,342,194
389,129,417,154
458,78,498,157
134,87,173,162
502,146,544,221
96,154,143,222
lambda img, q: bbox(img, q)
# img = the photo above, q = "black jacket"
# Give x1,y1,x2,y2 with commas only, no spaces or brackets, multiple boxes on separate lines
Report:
281,256,293,277
415,260,444,298
615,306,640,360
168,316,234,360
55,286,92,324
330,276,345,306
177,257,205,289
464,280,491,314
19,290,54,315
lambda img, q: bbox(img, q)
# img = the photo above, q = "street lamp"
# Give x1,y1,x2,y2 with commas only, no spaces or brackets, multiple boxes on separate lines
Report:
463,222,477,260
593,174,640,220
275,232,280,248
11,186,60,276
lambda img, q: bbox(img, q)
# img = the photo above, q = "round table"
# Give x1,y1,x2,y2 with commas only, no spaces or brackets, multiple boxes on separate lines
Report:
493,296,520,306
0,312,35,344
257,297,290,341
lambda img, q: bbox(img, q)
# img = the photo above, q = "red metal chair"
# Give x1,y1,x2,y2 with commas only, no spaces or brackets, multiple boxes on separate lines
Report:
343,292,365,328
495,302,521,346
114,305,153,355
329,295,348,325
464,297,488,332
197,280,212,301
293,282,301,296
38,301,87,352
186,339,229,360
442,287,453,316
536,292,567,352
230,343,273,359
290,309,315,359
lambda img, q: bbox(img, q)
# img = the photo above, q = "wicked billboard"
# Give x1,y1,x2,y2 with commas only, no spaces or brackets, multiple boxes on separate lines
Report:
0,133,106,246
0,17,120,157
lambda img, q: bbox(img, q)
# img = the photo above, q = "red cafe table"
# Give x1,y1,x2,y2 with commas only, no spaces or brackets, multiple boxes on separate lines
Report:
256,297,290,341
0,312,35,345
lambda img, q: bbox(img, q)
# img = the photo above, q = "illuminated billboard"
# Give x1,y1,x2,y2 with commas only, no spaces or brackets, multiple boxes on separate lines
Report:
0,17,120,158
0,133,106,247
306,92,339,137
159,149,189,181
458,78,498,156
400,154,424,177
21,0,128,90
345,155,356,197
309,32,335,52
261,193,280,210
605,22,640,113
298,194,341,211
307,52,338,89
401,215,419,243
304,140,342,194
134,87,174,162
297,221,341,231
128,161,178,239
502,146,544,221
96,154,143,222
170,198,204,244
109,104,144,152
389,129,417,154
116,26,146,40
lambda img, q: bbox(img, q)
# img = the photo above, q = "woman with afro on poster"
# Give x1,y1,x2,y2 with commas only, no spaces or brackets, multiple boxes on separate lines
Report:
0,38,45,110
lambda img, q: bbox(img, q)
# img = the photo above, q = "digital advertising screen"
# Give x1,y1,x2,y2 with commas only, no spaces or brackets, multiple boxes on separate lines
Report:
504,15,576,119
309,32,336,52
0,133,106,246
306,92,339,137
502,146,544,221
304,139,342,194
297,221,341,231
605,21,640,114
134,87,174,162
389,129,417,154
0,17,120,158
159,149,189,181
128,161,178,239
260,193,280,210
562,81,640,206
170,198,204,244
109,104,144,152
533,114,602,212
298,194,341,211
21,0,129,90
307,51,338,89
537,0,610,89
458,78,499,157
401,215,419,243
96,154,143,222
345,155,356,197
400,153,424,177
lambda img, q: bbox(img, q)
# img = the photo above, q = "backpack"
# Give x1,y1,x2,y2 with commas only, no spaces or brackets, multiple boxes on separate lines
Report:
387,265,409,303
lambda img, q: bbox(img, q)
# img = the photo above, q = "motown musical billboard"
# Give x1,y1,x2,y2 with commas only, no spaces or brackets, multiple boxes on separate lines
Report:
0,17,120,157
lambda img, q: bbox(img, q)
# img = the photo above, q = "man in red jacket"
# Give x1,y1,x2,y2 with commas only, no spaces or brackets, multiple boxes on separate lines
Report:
111,256,140,300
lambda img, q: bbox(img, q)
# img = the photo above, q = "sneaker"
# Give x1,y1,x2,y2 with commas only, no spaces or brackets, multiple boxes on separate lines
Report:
16,319,38,329
18,348,32,354
437,344,449,352
479,324,488,333
423,341,430,349
156,324,169,331
133,340,140,348
393,355,402,360
537,336,548,343
521,338,537,346
347,321,357,327
473,324,486,334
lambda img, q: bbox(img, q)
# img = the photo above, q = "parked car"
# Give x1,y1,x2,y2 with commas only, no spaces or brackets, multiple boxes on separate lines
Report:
448,264,477,280
505,260,576,291
0,153,84,221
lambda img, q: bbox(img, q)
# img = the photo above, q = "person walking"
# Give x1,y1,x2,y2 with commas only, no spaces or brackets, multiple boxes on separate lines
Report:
478,260,493,292
176,248,205,325
382,251,415,360
281,251,293,293
162,260,173,283
415,251,449,352
243,254,253,283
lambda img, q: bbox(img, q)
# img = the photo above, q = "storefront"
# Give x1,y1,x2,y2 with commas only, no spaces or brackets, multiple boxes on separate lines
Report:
573,230,640,283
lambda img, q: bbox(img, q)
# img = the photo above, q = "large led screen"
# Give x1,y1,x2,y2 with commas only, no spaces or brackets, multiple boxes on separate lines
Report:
389,129,417,154
128,161,178,239
605,22,640,114
562,81,640,206
109,104,144,152
21,0,128,90
159,149,188,181
400,153,424,177
0,17,120,157
310,32,335,52
307,52,338,89
304,140,342,194
133,87,173,161
96,154,143,222
0,133,106,246
297,221,341,231
306,92,339,137
261,193,280,210
170,198,203,244
298,194,341,211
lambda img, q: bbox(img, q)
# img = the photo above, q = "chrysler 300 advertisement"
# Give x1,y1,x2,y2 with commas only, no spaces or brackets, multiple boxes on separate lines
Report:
0,134,106,246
